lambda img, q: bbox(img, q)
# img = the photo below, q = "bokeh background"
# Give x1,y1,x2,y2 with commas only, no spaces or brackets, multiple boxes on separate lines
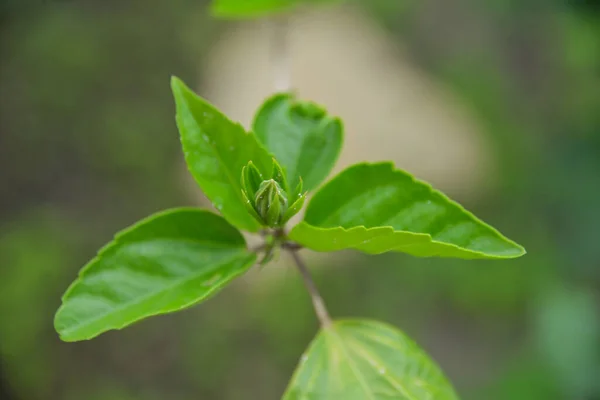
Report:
1,0,600,399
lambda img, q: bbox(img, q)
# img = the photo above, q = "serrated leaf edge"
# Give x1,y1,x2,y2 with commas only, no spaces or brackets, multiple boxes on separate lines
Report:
54,207,255,341
295,161,526,259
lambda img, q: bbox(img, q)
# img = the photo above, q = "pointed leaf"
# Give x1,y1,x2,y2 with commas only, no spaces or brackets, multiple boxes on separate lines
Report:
283,319,459,400
289,162,525,259
54,208,256,342
171,76,272,232
253,93,343,192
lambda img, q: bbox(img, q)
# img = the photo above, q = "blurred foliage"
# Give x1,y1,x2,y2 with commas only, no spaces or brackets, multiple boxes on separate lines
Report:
1,0,599,399
534,285,600,398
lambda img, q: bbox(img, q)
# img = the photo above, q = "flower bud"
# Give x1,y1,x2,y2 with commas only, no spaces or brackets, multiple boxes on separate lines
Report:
254,179,288,227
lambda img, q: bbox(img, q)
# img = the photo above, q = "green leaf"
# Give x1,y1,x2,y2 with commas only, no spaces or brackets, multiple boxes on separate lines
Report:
253,93,343,192
289,162,525,259
212,0,296,18
171,76,273,232
283,319,459,400
211,0,343,18
54,208,256,342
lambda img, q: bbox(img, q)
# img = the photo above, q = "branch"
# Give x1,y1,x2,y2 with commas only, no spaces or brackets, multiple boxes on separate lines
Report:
288,249,332,328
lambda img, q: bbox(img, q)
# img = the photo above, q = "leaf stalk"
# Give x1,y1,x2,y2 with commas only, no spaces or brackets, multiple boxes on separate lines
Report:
287,248,332,328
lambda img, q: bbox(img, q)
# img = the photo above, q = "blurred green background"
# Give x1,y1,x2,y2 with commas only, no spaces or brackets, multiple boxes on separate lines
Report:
1,0,599,399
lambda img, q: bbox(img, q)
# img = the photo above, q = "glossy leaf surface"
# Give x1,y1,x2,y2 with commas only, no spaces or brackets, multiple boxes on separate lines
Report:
54,208,256,342
290,162,525,259
253,93,343,192
283,319,459,400
171,76,272,232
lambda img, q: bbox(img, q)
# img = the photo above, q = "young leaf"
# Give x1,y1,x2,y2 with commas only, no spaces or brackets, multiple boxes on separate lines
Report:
289,162,526,259
283,319,459,400
253,93,343,192
212,0,296,18
54,208,256,342
171,76,273,232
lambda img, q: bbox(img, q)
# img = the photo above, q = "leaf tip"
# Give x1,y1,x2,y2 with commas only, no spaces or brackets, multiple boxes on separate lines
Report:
512,243,527,258
170,76,197,103
490,235,527,259
170,75,183,91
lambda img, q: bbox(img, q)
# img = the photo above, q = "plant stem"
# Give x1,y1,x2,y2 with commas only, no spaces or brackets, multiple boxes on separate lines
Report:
288,249,332,328
270,14,291,92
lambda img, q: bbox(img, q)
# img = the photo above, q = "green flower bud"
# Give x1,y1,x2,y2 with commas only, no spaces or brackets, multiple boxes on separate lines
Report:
254,179,288,227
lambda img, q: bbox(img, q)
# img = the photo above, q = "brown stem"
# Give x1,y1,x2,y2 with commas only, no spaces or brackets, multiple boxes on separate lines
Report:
288,249,332,328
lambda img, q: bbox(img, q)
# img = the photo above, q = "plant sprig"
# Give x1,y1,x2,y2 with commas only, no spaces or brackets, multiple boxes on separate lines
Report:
54,2,526,398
